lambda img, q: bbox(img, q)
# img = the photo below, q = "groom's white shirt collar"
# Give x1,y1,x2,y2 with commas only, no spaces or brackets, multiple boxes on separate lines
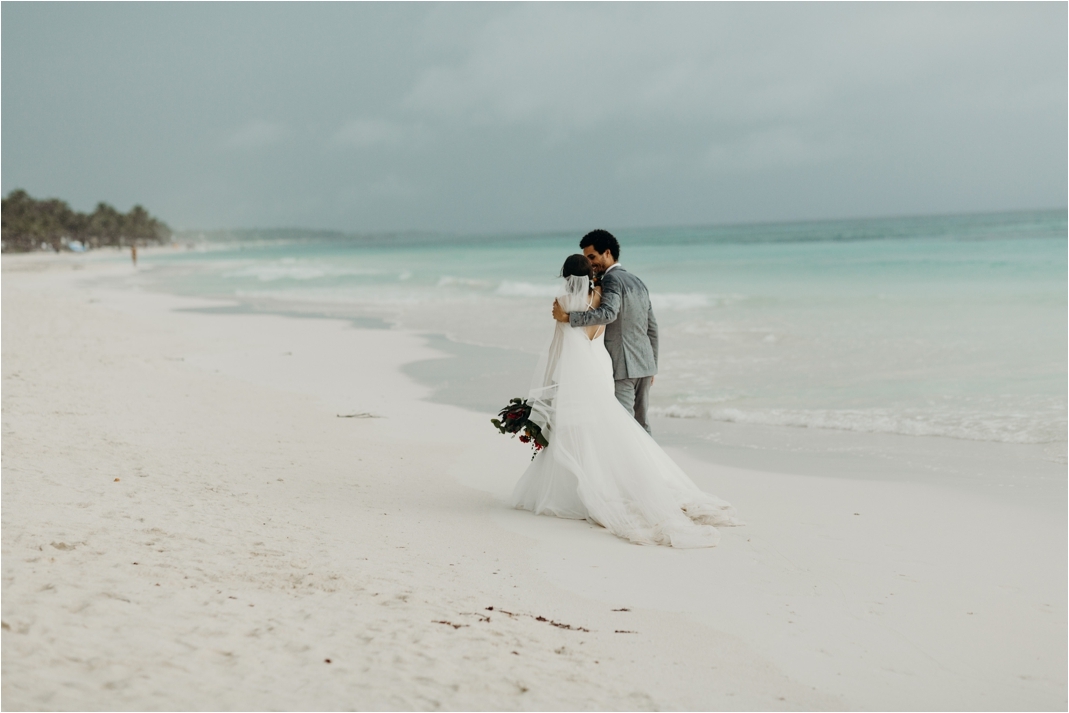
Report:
604,263,621,274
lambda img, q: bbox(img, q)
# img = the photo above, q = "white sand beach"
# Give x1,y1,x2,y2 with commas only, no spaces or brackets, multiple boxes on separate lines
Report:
2,252,1065,710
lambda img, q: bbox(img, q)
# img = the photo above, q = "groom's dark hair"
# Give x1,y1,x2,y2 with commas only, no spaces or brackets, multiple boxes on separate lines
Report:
579,229,620,260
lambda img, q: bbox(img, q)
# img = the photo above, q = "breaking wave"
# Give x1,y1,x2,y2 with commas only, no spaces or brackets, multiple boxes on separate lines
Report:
496,280,564,297
648,405,1066,445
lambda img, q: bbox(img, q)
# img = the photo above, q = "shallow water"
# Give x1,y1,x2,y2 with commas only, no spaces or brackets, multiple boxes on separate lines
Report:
130,210,1067,459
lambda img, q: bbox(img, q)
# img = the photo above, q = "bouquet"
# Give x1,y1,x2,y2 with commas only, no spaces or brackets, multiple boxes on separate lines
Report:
491,398,549,459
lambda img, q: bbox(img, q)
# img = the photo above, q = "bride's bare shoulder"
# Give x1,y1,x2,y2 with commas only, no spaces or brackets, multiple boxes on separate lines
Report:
590,286,602,309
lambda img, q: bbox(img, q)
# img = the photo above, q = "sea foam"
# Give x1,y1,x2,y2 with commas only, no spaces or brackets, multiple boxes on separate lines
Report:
648,405,1066,445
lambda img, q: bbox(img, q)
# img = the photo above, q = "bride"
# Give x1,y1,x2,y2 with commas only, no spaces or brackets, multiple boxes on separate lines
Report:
510,255,740,548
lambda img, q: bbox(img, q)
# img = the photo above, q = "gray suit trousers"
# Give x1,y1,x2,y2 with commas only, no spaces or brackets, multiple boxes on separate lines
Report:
615,376,653,435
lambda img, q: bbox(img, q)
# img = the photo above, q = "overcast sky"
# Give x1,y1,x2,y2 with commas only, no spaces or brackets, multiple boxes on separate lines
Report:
2,3,1065,233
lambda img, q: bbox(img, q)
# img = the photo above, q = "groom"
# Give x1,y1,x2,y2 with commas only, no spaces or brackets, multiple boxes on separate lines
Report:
552,229,659,434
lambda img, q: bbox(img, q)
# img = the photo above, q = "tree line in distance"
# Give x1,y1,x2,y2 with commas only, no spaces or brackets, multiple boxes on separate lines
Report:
1,189,172,253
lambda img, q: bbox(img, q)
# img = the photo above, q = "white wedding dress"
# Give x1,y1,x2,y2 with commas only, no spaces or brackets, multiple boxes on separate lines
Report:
510,275,740,548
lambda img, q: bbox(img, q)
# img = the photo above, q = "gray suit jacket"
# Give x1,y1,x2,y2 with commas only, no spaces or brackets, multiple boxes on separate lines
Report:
568,266,659,380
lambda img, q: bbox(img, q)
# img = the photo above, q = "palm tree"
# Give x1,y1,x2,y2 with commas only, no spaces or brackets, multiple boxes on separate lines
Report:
1,189,172,252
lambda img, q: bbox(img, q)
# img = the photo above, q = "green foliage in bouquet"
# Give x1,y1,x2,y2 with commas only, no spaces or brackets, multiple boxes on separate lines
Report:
490,397,548,458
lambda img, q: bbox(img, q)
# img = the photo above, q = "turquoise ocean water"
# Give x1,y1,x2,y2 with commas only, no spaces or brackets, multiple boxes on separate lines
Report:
133,210,1067,457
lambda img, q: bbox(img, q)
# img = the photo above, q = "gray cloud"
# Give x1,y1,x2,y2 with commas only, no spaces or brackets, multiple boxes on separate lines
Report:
223,120,288,151
332,119,406,149
2,3,1064,232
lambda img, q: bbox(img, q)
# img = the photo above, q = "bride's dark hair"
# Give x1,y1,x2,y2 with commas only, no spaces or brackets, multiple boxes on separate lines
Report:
560,254,592,279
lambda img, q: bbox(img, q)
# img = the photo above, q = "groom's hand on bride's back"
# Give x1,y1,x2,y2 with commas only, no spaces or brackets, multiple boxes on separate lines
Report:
552,300,569,323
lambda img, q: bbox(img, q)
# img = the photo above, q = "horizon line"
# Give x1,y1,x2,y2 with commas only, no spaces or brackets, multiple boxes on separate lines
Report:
172,205,1068,240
